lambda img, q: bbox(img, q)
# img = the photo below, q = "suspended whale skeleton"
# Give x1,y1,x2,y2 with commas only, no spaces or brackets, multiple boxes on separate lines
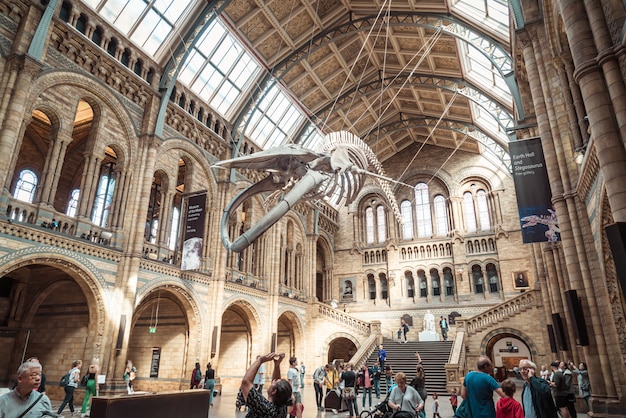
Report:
214,131,403,253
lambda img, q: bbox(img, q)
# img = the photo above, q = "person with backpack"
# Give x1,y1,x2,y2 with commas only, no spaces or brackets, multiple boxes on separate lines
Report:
191,362,203,389
58,359,82,416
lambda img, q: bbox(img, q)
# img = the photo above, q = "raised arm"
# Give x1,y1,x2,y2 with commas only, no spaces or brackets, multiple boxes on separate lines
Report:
241,353,282,400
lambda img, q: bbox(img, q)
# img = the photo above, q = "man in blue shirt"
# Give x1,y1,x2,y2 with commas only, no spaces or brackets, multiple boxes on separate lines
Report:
461,357,505,418
378,344,387,370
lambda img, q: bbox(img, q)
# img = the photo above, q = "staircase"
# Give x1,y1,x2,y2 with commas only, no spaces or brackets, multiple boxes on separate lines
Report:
365,339,453,395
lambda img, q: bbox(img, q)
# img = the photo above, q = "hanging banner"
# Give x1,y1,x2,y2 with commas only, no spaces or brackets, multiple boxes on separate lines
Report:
181,193,206,270
510,137,560,243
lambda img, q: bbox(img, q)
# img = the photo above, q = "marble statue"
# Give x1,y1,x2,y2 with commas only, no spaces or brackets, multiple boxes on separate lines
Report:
423,310,436,332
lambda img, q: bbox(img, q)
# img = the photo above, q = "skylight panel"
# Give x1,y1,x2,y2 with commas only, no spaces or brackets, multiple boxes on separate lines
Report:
178,19,263,119
451,0,509,39
87,0,192,56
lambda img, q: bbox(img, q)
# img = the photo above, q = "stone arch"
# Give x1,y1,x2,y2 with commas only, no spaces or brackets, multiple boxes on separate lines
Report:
157,138,217,197
480,327,539,357
29,70,138,159
318,332,361,364
0,247,110,359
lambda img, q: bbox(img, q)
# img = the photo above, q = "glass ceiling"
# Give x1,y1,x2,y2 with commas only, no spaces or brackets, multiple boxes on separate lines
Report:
84,0,514,172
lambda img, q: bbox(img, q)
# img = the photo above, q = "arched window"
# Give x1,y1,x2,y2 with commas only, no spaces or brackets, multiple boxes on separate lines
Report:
405,271,415,297
368,274,376,300
487,263,499,292
66,189,80,217
380,274,388,299
401,200,414,240
443,267,454,295
365,207,375,244
431,269,441,296
13,169,38,203
364,201,387,245
418,270,427,297
145,177,163,243
472,265,484,294
414,183,432,238
463,192,477,233
376,206,386,243
477,190,491,231
434,195,448,236
91,162,116,227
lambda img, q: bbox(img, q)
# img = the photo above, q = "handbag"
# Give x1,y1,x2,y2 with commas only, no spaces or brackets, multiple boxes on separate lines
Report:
454,398,472,418
80,373,89,387
343,386,356,400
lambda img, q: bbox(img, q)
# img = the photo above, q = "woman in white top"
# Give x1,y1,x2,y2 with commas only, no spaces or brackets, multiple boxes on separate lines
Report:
57,359,82,415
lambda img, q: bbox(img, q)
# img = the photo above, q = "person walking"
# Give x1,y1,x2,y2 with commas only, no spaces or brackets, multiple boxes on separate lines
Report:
461,357,505,418
550,361,571,418
449,388,458,414
190,362,203,389
58,359,82,416
205,363,216,407
378,344,387,371
287,356,303,418
439,316,449,341
80,359,99,417
519,359,558,418
431,393,442,418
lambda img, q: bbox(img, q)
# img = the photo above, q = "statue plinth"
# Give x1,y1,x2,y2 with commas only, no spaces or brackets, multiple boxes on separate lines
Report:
419,330,440,342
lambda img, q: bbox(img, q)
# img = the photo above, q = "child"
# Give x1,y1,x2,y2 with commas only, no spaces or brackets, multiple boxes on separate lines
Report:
449,388,458,414
431,393,441,418
496,379,523,418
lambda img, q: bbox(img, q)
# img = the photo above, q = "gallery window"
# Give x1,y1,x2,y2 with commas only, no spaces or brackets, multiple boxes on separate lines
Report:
13,169,38,203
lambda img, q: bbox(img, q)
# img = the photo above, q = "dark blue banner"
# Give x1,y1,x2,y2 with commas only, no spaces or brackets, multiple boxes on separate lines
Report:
181,193,206,270
510,138,560,243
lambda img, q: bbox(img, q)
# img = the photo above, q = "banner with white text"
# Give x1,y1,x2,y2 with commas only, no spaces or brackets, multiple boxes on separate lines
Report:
181,193,206,270
510,138,560,243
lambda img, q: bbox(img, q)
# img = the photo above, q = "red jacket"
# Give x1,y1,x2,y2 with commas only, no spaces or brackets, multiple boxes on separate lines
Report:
496,397,524,418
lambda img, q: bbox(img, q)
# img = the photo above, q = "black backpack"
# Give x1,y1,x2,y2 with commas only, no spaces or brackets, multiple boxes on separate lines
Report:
59,372,71,387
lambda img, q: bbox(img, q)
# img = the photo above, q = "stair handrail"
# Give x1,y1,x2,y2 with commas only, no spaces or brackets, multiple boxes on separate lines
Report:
454,290,537,335
313,302,372,335
445,330,466,393
349,333,381,369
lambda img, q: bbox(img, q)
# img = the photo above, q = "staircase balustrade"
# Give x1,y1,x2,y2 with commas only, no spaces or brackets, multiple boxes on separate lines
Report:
315,303,372,334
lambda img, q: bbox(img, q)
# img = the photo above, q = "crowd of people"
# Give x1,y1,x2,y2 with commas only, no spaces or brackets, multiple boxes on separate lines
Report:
235,348,592,418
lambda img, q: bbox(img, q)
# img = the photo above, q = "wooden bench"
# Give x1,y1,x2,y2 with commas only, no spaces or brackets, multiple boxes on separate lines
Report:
90,390,210,418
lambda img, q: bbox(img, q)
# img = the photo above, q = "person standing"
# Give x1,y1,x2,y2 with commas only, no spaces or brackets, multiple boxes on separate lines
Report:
378,344,387,371
0,361,54,418
190,362,203,389
461,357,505,418
562,361,577,418
205,363,216,407
253,356,265,392
496,379,523,418
340,363,358,418
287,356,303,418
449,388,458,414
123,360,137,394
573,362,591,408
519,359,558,418
58,359,82,416
550,361,571,418
410,362,427,418
81,359,99,417
237,352,293,417
359,364,373,411
299,362,306,389
313,364,330,411
371,361,382,399
432,393,442,418
388,372,425,417
439,316,449,341
385,365,394,394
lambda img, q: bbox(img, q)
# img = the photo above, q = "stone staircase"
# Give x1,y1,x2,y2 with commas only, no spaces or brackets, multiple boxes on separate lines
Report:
365,339,453,395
